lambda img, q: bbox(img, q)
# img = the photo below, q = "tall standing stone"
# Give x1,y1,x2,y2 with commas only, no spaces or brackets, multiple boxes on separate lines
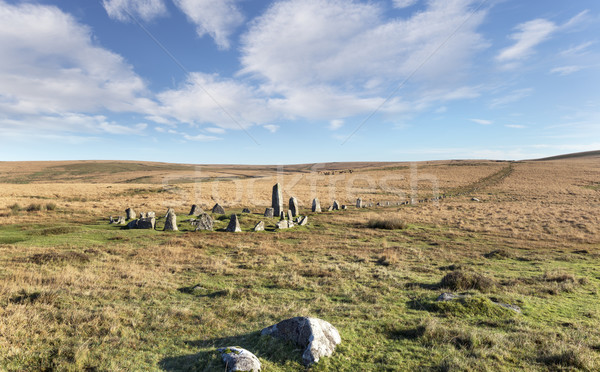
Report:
226,214,241,232
312,198,321,213
356,198,363,208
289,197,299,217
164,209,178,231
264,208,274,218
272,183,283,218
125,208,136,220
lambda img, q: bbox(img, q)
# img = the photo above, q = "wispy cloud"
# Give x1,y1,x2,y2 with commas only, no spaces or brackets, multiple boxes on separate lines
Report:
489,88,533,108
496,19,557,64
505,124,525,129
393,0,419,9
550,65,584,76
263,124,279,133
470,118,492,125
329,119,344,130
102,0,167,22
559,41,595,57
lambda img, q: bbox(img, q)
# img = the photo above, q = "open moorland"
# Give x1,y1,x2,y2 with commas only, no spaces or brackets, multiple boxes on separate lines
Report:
0,153,599,371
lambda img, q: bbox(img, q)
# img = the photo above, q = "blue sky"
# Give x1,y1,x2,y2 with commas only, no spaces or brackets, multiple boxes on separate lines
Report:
0,0,598,163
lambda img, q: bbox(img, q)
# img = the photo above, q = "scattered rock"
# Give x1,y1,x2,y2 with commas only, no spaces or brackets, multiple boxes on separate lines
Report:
139,212,147,219
436,292,463,302
289,197,299,217
327,205,333,212
194,213,214,231
276,220,290,229
341,205,347,210
264,208,274,218
108,216,114,224
253,221,265,231
115,216,126,225
242,208,251,214
332,200,340,210
212,203,226,214
472,197,480,202
494,302,521,313
272,183,283,218
298,216,308,226
125,208,136,220
226,214,242,232
189,204,203,216
261,317,341,366
312,198,321,213
356,198,363,208
217,346,261,372
147,211,156,218
137,217,155,230
164,210,178,231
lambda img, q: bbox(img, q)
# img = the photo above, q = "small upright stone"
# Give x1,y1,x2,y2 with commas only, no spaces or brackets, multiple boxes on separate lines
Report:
253,221,265,231
217,346,261,372
164,210,178,231
280,211,285,220
356,198,363,208
125,208,136,220
226,214,241,232
327,205,333,212
189,204,203,216
212,203,225,214
332,200,340,210
298,216,308,226
108,216,114,224
242,208,251,214
312,198,321,213
147,211,156,218
139,212,147,219
287,209,294,221
289,197,299,217
341,205,347,210
264,208,274,218
272,183,283,217
194,213,214,231
115,216,126,225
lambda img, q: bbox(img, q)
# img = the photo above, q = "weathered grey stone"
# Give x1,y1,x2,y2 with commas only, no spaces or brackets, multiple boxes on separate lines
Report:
332,200,340,210
217,346,261,372
289,197,299,217
280,211,285,220
472,197,480,202
125,208,136,220
226,214,241,232
327,205,333,212
139,212,147,219
276,220,289,229
356,198,362,208
298,216,308,226
436,292,463,302
164,208,175,218
253,221,265,231
194,213,214,231
137,217,155,230
212,203,225,214
109,216,114,224
242,208,251,214
494,302,521,313
164,210,178,231
261,317,341,366
127,219,138,229
115,216,126,225
287,209,293,221
341,205,347,210
189,204,203,216
312,198,321,213
264,208,274,218
147,211,156,218
272,183,283,218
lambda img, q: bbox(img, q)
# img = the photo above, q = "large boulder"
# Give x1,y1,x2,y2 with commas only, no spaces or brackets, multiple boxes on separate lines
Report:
289,197,299,217
312,198,321,213
212,203,226,214
261,317,341,366
137,217,155,230
272,183,283,218
125,208,136,220
189,204,203,216
226,214,241,232
164,210,178,231
194,213,214,231
264,208,274,218
217,346,261,372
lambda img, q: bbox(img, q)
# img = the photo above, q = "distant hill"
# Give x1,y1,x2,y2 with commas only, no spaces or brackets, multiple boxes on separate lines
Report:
532,150,600,161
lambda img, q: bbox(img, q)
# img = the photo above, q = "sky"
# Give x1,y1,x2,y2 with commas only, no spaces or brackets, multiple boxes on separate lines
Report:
0,0,599,164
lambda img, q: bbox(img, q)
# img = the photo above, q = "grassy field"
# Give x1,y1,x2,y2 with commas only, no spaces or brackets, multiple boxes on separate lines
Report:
0,156,599,371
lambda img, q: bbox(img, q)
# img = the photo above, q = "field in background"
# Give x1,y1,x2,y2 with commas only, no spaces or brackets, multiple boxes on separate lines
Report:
0,154,599,370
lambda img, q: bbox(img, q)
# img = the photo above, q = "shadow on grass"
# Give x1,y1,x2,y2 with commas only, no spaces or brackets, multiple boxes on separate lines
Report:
159,332,302,371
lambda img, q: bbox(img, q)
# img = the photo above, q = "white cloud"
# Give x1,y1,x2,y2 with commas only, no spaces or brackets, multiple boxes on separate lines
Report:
205,126,226,134
505,124,525,129
263,124,279,133
560,41,595,57
496,19,557,63
393,0,419,9
329,119,344,130
470,118,492,125
489,88,533,108
173,0,244,50
550,65,584,76
182,133,221,141
102,0,167,22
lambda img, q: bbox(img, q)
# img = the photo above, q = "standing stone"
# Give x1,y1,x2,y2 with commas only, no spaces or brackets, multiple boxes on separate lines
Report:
253,221,265,232
327,205,333,212
287,209,294,221
125,208,136,220
272,183,283,218
212,203,225,214
137,217,155,230
312,198,321,213
332,200,340,210
139,212,147,219
194,213,214,231
115,216,126,225
289,197,299,217
226,214,242,232
164,210,178,231
217,346,261,372
356,198,363,208
264,208,274,218
280,211,285,220
164,208,175,218
261,317,341,366
109,216,114,224
298,216,308,226
189,204,203,216
242,208,251,214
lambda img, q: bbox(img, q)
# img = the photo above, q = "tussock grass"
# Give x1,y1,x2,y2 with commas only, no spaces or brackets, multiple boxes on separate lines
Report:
440,270,496,292
367,217,407,230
